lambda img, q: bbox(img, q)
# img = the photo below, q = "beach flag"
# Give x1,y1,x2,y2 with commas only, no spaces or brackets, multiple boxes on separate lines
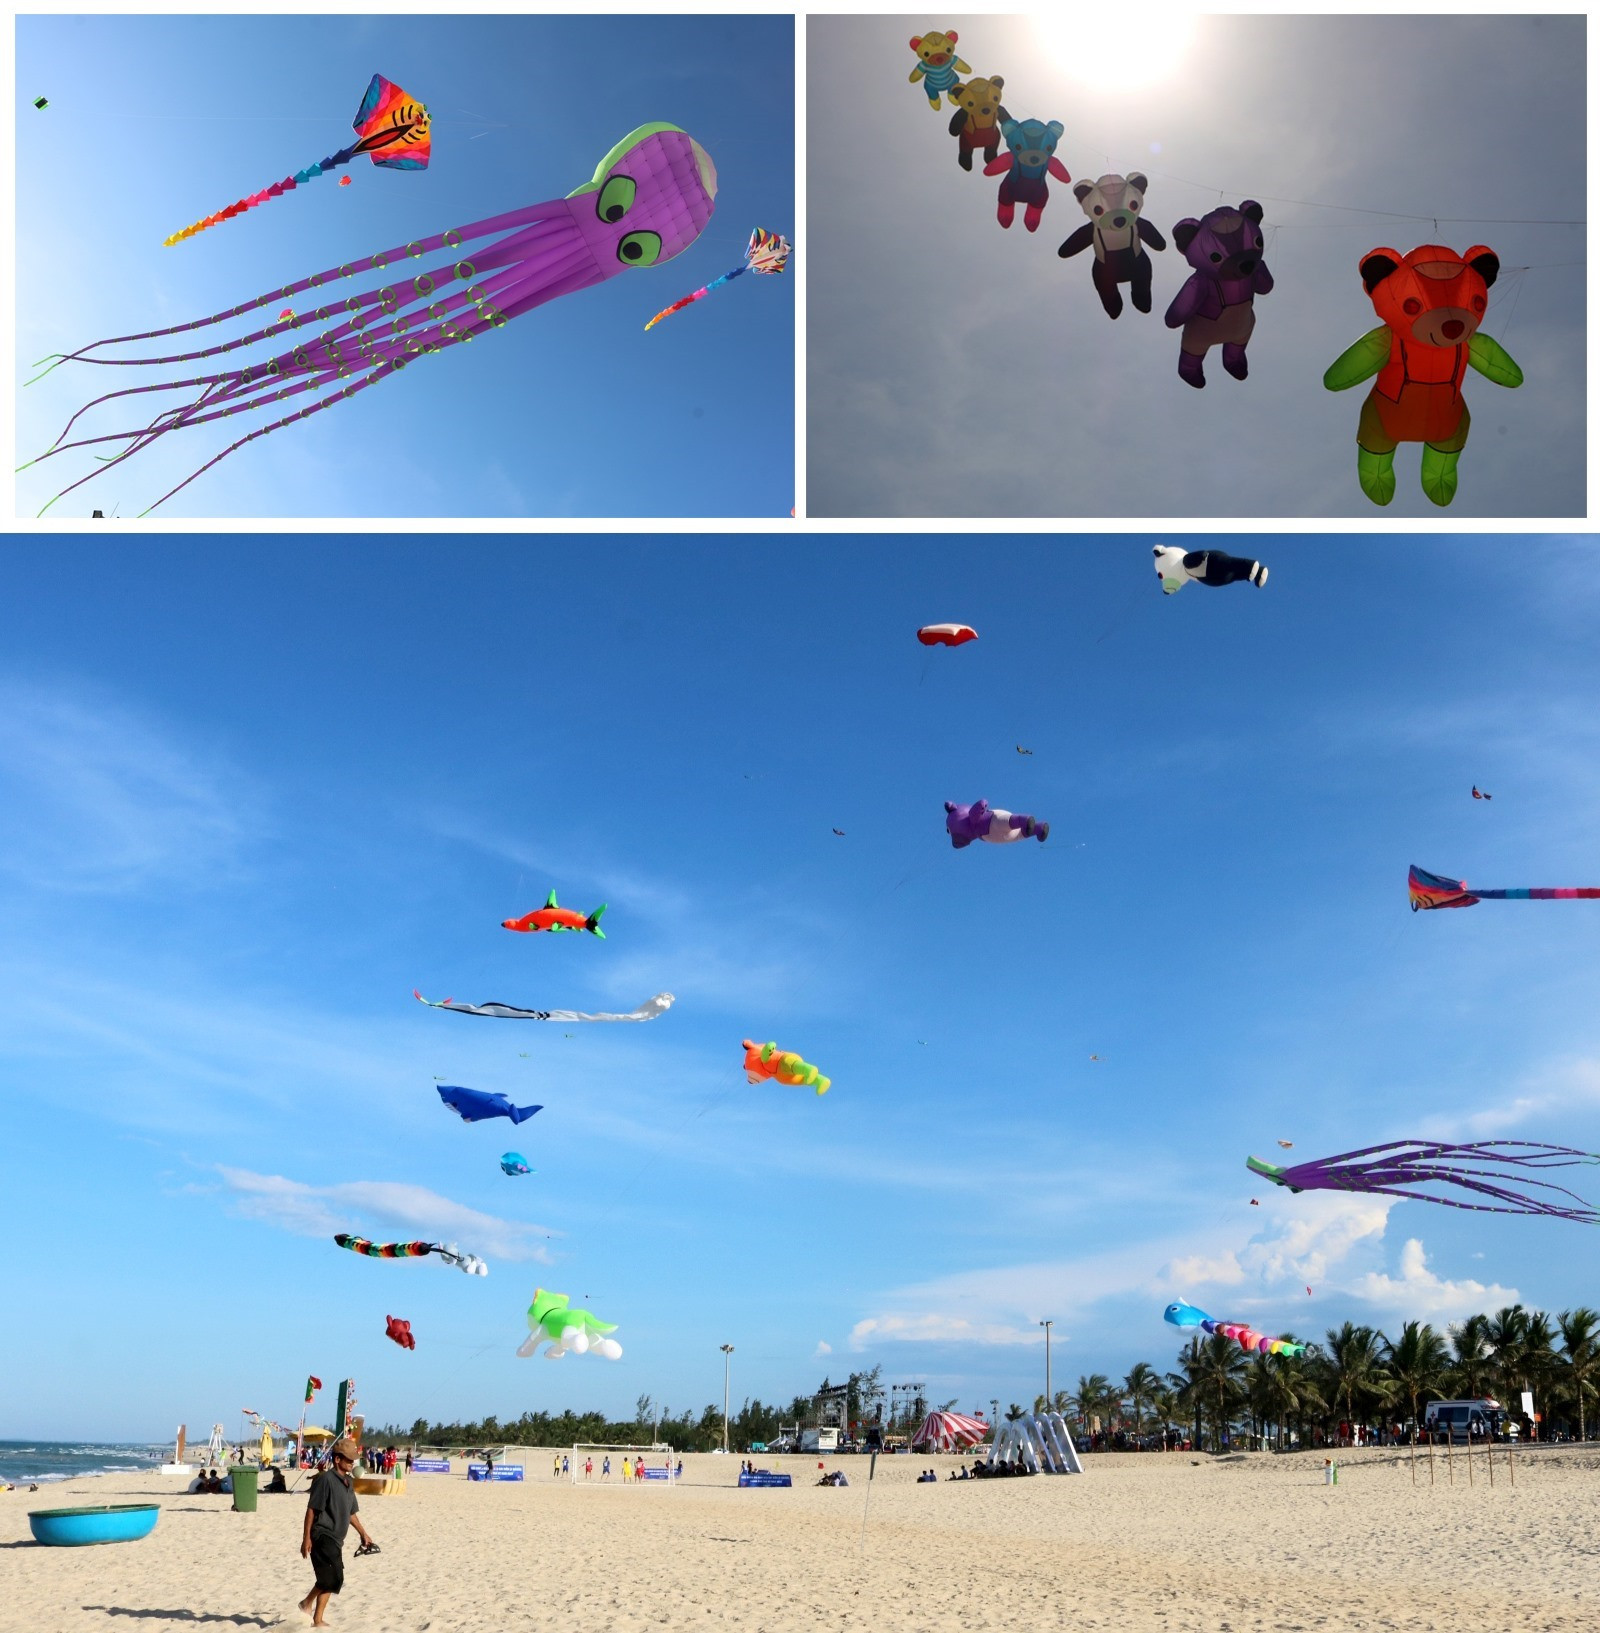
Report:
305,1375,322,1402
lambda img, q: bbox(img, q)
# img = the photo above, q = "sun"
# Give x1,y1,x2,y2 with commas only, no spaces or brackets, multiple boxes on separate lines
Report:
1028,15,1198,91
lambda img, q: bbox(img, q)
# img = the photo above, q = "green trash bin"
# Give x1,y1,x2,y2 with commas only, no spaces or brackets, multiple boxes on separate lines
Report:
231,1466,258,1513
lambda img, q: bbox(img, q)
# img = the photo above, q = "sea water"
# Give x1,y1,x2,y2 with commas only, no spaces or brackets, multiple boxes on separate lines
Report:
0,1440,167,1484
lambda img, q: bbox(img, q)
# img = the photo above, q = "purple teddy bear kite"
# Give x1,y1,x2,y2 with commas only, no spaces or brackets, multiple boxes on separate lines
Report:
944,798,1049,849
1164,200,1274,388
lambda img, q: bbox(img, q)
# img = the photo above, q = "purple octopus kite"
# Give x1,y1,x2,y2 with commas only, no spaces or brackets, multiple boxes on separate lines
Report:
23,123,716,515
1248,1141,1600,1224
945,798,1049,849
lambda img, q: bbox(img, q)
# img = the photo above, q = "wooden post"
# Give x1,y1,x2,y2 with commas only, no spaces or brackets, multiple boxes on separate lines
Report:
1465,1429,1473,1486
1428,1433,1434,1486
1409,1431,1416,1485
1486,1433,1494,1487
1509,1434,1515,1486
1446,1431,1454,1485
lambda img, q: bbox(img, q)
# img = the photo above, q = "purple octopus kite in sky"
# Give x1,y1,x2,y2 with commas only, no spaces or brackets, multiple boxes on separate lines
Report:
1248,1141,1600,1224
23,123,716,515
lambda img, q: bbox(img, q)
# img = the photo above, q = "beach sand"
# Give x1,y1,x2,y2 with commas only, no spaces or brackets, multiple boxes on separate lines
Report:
3,1446,1597,1631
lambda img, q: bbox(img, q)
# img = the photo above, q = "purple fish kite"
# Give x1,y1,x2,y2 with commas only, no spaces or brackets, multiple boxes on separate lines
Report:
25,124,716,516
1248,1141,1600,1224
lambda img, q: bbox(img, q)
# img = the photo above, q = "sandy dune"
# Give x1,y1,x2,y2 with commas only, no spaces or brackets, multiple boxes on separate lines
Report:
4,1446,1596,1632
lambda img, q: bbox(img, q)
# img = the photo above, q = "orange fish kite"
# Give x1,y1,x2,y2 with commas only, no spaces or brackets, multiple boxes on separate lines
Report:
742,1039,830,1095
503,889,607,937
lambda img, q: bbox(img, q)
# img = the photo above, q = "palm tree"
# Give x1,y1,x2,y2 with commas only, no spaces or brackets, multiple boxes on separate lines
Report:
1323,1322,1394,1441
1069,1373,1112,1437
1447,1313,1493,1398
1383,1320,1450,1442
1484,1304,1530,1405
1150,1386,1181,1449
1555,1308,1600,1441
1186,1334,1248,1451
1123,1362,1160,1440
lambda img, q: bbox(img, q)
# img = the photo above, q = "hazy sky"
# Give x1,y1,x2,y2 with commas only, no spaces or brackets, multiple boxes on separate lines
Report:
5,536,1599,1440
15,14,795,520
808,14,1585,519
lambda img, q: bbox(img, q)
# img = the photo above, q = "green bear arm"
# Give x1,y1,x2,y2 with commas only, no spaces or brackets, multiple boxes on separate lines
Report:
1323,327,1390,392
1467,331,1524,388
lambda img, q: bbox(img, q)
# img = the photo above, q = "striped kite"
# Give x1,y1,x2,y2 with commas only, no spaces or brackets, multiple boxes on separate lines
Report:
333,1233,489,1275
1164,1300,1306,1356
414,990,672,1022
644,227,791,330
164,75,430,245
1409,863,1600,911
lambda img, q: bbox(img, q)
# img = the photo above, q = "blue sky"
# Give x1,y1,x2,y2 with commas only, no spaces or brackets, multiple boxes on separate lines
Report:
4,536,1600,1441
808,14,1585,518
14,14,794,519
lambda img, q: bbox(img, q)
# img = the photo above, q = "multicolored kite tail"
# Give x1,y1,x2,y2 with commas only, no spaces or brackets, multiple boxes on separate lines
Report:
166,75,430,246
1248,1140,1600,1224
21,123,716,517
1409,864,1600,910
644,226,791,330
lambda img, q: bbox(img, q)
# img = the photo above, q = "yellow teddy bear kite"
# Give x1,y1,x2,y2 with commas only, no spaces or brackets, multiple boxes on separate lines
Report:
908,31,971,110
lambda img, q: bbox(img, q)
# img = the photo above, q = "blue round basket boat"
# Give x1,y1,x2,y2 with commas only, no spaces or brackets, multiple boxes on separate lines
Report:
28,1504,160,1546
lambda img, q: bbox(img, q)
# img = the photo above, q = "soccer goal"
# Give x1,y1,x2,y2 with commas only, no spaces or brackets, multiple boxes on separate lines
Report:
570,1443,678,1485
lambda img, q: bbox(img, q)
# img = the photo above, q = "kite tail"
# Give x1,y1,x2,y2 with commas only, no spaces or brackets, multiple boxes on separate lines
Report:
643,263,746,330
164,143,362,247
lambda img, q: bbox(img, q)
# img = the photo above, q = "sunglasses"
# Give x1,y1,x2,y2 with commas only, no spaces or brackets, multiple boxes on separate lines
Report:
333,1455,354,1465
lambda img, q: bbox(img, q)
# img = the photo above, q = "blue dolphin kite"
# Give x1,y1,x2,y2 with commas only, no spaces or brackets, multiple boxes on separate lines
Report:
436,1084,543,1125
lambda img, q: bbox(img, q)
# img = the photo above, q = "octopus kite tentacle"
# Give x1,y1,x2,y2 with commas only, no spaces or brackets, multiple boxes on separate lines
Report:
1248,1140,1600,1224
20,123,716,516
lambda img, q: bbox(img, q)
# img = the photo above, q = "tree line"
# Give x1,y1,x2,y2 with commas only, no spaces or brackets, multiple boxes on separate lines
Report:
374,1306,1598,1454
1039,1304,1598,1452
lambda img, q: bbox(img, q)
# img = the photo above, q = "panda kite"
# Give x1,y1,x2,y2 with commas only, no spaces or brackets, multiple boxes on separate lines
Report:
1152,546,1268,594
1058,173,1167,319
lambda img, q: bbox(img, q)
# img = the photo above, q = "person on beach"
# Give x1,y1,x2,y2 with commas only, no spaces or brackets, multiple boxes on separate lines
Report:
299,1438,376,1627
622,1456,631,1482
602,1455,611,1480
584,1456,593,1480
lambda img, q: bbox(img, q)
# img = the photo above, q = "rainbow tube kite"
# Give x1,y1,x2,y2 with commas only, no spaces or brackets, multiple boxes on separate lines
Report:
1164,1300,1306,1357
1248,1141,1600,1224
165,74,429,245
644,226,791,330
333,1233,488,1275
1409,863,1600,911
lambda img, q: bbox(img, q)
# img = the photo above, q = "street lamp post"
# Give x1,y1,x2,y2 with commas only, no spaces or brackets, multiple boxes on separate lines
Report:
1039,1320,1054,1408
719,1344,735,1455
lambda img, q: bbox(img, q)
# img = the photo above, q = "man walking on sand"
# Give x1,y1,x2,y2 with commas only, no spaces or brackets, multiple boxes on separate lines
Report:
299,1437,375,1626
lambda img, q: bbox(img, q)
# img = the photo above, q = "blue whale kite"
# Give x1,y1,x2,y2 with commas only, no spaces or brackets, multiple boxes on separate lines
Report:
436,1084,543,1125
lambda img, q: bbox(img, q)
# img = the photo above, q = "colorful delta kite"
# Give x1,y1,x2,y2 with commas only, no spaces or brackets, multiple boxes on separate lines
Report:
1164,1300,1306,1357
1323,245,1522,508
944,798,1048,848
384,1314,415,1351
25,124,716,517
742,1039,831,1095
644,227,792,330
500,1152,534,1176
917,623,977,647
516,1288,623,1360
502,890,607,937
163,75,430,245
414,990,671,1022
436,1084,542,1125
1153,546,1267,593
1408,864,1600,911
1247,1142,1600,1225
333,1234,489,1275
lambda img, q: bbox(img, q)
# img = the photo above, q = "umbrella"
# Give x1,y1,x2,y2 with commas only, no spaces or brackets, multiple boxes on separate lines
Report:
910,1411,990,1452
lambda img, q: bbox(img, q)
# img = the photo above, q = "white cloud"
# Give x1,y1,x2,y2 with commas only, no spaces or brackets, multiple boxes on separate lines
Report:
1348,1237,1518,1318
217,1167,556,1264
0,680,257,891
813,1340,832,1358
850,1313,1043,1350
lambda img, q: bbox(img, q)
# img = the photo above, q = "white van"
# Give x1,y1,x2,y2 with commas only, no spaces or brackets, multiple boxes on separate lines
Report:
1424,1399,1503,1440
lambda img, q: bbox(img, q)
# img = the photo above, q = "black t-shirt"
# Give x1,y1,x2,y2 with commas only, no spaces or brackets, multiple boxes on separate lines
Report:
307,1469,359,1545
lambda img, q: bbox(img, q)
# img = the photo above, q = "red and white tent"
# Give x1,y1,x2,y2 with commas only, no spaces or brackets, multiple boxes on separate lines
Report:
910,1411,990,1452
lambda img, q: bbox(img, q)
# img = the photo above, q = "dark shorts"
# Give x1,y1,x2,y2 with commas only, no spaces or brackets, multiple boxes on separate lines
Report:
311,1532,344,1594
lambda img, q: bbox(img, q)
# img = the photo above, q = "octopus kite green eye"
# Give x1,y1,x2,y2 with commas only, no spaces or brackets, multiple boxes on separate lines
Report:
596,175,637,223
617,230,662,266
